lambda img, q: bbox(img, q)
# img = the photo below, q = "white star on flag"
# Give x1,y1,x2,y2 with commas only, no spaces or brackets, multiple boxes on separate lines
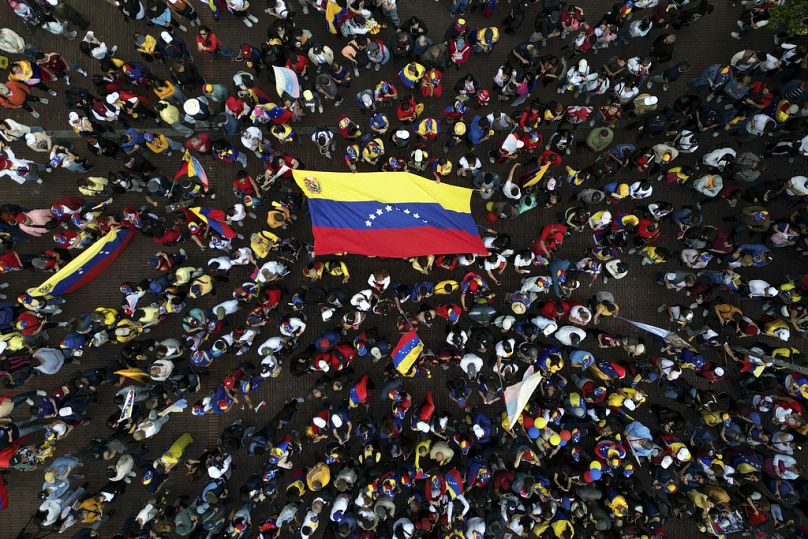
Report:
413,213,420,219
376,209,383,215
403,209,410,214
385,205,392,211
365,220,372,227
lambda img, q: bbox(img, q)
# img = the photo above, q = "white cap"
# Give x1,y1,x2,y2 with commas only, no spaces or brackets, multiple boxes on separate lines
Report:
106,92,120,104
774,327,790,341
578,59,588,71
414,149,424,161
766,286,778,296
714,367,725,377
331,414,343,428
624,399,636,411
313,416,327,428
643,96,658,106
161,31,173,43
676,447,691,461
184,98,200,115
472,424,485,438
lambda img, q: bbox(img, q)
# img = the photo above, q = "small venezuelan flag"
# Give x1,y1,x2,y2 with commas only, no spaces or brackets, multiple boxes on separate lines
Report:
175,150,209,191
293,170,488,258
391,331,423,375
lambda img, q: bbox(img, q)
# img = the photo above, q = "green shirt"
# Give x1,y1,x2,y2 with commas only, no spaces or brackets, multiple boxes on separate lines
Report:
586,128,614,152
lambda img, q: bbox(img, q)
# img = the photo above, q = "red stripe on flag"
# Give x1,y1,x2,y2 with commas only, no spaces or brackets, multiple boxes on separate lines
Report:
311,226,488,258
61,230,136,294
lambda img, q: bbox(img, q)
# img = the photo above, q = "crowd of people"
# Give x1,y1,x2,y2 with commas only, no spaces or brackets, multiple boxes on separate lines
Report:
1,0,808,537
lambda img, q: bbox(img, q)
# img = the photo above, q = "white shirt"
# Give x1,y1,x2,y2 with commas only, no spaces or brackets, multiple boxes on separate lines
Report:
208,256,233,271
748,279,773,297
554,325,587,345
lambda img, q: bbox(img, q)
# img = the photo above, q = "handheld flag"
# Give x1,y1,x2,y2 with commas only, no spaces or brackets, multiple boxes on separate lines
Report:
520,162,550,188
175,150,209,191
504,366,544,430
293,170,488,258
273,66,300,99
188,207,237,240
30,228,135,297
114,367,151,384
618,317,694,351
119,388,136,422
391,331,423,374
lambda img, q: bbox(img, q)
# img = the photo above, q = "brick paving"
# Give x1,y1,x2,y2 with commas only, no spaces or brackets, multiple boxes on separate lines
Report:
0,0,806,537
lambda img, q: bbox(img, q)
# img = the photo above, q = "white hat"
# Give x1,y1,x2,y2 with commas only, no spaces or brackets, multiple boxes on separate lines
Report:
515,139,525,149
361,94,374,107
395,129,410,140
643,96,658,106
415,421,430,433
331,414,343,428
184,98,201,115
68,111,79,122
321,307,335,322
766,286,778,297
24,133,36,144
660,455,673,469
676,447,691,461
313,416,327,428
413,149,424,162
714,367,725,377
106,92,120,104
624,399,636,411
498,315,515,330
472,424,485,438
774,327,790,341
578,59,588,71
161,31,173,43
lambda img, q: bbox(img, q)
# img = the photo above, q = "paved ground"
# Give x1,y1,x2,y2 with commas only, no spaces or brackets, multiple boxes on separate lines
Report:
1,0,806,537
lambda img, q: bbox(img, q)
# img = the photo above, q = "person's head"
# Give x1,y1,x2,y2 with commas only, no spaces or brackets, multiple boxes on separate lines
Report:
198,26,211,38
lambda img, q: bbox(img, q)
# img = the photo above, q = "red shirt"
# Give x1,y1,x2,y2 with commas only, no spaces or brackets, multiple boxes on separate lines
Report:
152,226,182,245
232,175,256,195
0,252,22,272
196,33,221,53
540,300,570,320
16,311,43,336
184,133,212,153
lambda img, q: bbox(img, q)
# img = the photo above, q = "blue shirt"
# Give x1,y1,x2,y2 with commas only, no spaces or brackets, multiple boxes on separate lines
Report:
467,115,487,145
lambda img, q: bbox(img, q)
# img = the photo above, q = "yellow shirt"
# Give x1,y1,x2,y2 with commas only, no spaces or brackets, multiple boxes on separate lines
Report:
158,102,180,124
146,134,172,154
153,81,178,100
306,462,331,490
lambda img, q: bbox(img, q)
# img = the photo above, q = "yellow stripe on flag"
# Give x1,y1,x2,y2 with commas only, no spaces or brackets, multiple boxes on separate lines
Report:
522,163,550,188
292,170,473,214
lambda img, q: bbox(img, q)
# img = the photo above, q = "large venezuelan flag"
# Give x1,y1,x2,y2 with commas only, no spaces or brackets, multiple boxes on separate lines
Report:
30,227,135,297
293,170,488,258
